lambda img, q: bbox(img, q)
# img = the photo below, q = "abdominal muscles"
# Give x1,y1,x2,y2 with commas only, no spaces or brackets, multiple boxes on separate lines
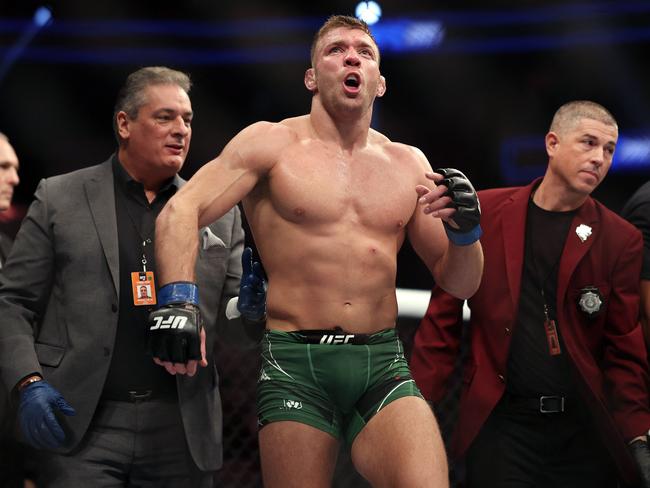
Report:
260,221,402,334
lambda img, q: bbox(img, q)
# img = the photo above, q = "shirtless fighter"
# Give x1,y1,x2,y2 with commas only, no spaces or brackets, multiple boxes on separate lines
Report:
150,15,483,488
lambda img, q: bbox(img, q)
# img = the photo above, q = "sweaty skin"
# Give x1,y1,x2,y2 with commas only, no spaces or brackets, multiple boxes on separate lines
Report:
156,26,483,336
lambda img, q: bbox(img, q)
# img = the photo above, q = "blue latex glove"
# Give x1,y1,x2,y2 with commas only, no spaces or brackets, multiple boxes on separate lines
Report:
237,247,267,322
19,380,75,450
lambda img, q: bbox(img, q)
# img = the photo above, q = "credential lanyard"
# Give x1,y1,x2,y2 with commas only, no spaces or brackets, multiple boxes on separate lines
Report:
120,189,157,306
530,236,563,357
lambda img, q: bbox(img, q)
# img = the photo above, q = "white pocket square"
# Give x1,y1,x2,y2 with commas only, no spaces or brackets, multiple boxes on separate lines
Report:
200,227,226,250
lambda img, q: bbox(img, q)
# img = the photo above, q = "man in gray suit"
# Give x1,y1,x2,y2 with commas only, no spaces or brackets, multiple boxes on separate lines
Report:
0,67,251,487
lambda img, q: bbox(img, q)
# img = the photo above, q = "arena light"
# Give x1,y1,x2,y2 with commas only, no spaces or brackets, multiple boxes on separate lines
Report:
4,3,650,64
0,6,53,85
612,135,650,172
33,6,53,28
372,20,445,52
356,1,382,25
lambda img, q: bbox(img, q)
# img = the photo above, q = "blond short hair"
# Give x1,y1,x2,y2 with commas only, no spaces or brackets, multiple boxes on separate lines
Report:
310,15,379,66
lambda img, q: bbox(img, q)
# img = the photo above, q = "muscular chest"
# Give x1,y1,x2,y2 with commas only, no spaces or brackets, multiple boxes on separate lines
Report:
268,143,416,230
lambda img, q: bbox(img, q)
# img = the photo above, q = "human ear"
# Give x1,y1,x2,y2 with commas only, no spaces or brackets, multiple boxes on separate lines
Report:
304,68,317,92
116,111,130,140
545,132,559,157
376,75,386,97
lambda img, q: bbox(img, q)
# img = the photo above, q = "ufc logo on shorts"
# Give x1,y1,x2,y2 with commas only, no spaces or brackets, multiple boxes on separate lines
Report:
319,334,354,345
150,315,188,330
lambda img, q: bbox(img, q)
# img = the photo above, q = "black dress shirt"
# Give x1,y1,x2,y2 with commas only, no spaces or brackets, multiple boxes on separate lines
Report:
102,157,180,401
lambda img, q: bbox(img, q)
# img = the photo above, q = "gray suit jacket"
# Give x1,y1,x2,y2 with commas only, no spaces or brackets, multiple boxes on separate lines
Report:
0,232,14,433
0,232,11,267
0,158,245,471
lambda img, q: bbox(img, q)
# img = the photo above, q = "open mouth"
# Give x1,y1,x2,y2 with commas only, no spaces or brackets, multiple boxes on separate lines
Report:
344,73,360,89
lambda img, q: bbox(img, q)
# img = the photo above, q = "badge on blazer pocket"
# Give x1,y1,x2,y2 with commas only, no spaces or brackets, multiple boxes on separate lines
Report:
577,286,605,318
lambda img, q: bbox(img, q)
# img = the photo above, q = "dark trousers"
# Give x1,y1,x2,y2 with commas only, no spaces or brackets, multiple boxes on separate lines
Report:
466,394,619,488
0,393,44,487
37,399,214,488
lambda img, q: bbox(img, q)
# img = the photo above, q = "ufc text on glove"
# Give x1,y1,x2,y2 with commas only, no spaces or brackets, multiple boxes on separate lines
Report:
147,282,203,363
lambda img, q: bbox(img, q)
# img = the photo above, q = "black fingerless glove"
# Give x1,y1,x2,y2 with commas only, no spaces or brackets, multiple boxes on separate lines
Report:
147,282,203,362
435,167,482,246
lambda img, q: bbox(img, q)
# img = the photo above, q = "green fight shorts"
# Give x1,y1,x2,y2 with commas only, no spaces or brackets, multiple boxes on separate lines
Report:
256,327,423,444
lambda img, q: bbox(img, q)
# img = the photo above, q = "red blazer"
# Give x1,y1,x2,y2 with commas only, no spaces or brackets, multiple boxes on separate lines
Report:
410,179,650,485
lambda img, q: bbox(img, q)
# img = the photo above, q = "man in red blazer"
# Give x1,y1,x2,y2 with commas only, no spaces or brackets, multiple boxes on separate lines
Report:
411,100,650,487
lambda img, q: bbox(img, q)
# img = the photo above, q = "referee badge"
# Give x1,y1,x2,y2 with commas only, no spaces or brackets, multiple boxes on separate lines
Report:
578,286,604,317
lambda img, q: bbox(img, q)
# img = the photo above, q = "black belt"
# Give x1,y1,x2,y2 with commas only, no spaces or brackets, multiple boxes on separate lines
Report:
101,389,175,403
506,394,567,413
296,328,373,345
